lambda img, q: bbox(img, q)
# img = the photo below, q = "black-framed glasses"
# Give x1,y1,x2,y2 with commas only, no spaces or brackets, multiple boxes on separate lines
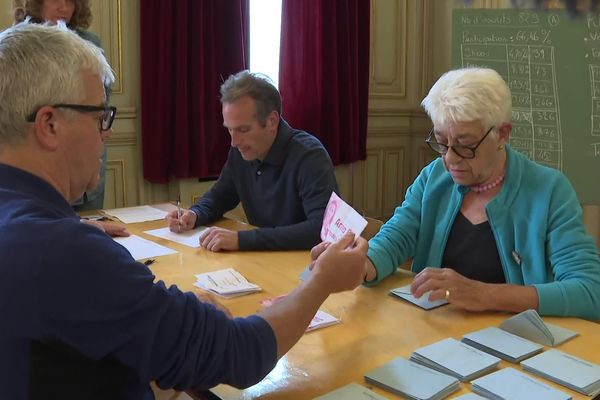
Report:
26,104,117,131
426,125,494,160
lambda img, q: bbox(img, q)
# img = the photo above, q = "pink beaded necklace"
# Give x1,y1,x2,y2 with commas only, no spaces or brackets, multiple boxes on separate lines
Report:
470,171,506,193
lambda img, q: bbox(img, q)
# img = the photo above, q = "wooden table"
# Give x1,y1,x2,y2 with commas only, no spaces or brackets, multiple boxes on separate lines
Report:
123,218,600,400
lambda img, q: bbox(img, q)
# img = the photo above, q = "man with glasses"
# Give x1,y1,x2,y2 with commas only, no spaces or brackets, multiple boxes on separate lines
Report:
361,67,600,320
0,23,369,399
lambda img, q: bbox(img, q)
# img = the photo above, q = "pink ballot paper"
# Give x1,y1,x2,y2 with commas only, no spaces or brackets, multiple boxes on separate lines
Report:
320,192,368,242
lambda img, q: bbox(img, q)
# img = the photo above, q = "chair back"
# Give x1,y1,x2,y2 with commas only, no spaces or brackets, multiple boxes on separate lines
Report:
361,216,384,241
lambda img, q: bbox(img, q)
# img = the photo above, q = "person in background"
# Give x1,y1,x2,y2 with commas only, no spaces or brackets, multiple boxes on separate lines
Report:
361,67,600,320
166,71,338,252
14,0,109,212
13,0,129,237
0,23,369,399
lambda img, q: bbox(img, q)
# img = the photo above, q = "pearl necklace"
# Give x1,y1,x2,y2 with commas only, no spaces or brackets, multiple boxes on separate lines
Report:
471,171,506,193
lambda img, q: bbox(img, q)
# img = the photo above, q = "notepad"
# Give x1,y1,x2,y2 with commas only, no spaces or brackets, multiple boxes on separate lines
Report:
389,285,448,310
499,309,579,347
194,268,261,298
113,235,177,261
144,226,209,248
364,357,459,400
471,367,572,400
314,382,389,399
521,349,600,397
410,338,501,382
462,326,544,363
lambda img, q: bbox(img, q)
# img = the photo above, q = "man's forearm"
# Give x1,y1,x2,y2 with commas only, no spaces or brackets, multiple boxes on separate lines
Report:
258,280,329,358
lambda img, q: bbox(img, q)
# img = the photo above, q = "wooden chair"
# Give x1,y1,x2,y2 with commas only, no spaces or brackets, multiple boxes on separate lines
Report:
361,216,384,241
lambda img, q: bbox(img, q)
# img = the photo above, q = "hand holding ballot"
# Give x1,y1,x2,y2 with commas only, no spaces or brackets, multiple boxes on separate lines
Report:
320,192,367,243
310,232,369,291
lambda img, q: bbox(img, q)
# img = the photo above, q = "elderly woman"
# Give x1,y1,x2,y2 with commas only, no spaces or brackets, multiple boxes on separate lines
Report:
363,68,600,320
13,0,110,213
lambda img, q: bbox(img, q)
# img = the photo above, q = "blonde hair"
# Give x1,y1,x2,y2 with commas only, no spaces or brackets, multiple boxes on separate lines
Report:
13,0,92,30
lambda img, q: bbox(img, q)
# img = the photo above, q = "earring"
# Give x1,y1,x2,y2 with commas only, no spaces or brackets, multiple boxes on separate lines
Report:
498,145,504,150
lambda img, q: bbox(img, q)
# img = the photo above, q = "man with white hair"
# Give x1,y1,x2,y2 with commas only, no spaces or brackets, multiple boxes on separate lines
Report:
0,23,368,399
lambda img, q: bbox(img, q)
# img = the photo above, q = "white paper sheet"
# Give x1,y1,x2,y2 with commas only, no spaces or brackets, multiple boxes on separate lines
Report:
102,205,168,224
113,234,177,260
144,226,209,248
194,268,261,298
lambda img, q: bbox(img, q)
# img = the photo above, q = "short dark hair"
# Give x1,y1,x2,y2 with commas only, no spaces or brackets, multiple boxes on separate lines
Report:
220,70,282,126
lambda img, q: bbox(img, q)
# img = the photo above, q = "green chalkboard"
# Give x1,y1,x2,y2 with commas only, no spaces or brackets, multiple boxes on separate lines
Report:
453,9,600,204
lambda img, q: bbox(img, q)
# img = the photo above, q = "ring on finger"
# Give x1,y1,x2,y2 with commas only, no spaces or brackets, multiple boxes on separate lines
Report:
444,289,450,301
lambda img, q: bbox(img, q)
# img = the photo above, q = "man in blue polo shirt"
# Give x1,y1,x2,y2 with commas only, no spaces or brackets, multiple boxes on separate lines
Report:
166,70,338,251
0,23,368,399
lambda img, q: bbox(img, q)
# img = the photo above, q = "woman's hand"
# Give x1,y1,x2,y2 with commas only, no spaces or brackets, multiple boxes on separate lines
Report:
410,267,489,312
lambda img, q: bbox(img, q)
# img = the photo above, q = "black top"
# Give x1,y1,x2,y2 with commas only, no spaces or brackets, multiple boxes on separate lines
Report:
442,212,506,283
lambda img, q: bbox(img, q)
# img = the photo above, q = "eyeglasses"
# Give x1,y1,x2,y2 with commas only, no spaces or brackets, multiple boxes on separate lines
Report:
26,104,117,131
426,126,494,160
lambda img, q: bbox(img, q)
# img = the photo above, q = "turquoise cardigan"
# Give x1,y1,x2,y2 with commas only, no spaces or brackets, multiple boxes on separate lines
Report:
368,145,600,319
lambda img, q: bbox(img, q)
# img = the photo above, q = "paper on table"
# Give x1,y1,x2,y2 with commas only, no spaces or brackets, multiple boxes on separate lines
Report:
144,226,209,248
410,337,501,382
462,326,544,363
364,357,459,400
314,383,389,400
321,192,368,243
521,349,600,396
113,234,177,261
194,268,261,298
260,295,340,332
500,309,579,346
102,205,168,224
390,284,448,310
471,367,572,400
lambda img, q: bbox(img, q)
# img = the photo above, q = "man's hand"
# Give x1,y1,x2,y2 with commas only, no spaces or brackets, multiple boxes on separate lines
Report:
310,232,368,293
199,227,239,252
100,221,130,237
166,209,197,233
195,292,232,318
81,219,130,237
308,241,331,270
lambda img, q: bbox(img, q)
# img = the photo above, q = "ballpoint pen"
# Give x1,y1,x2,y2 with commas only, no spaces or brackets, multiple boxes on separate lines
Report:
177,194,182,231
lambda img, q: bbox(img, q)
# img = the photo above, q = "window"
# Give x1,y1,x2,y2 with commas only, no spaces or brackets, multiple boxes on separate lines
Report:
249,0,283,88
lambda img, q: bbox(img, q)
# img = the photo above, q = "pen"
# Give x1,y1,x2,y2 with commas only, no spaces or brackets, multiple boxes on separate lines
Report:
177,194,182,231
143,259,156,266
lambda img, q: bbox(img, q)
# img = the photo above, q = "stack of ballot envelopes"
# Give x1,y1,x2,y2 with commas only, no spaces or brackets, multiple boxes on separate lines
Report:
471,367,572,400
521,349,600,397
462,326,544,363
364,357,459,400
410,337,501,382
